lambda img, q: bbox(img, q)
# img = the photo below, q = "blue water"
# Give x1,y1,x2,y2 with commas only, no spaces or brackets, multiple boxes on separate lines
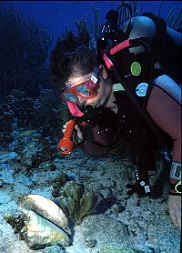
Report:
2,1,182,38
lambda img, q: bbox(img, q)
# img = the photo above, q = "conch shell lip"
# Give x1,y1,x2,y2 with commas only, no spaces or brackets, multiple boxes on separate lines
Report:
18,194,70,234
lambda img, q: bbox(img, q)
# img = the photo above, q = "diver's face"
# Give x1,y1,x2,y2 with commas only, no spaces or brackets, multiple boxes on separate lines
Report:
65,66,112,108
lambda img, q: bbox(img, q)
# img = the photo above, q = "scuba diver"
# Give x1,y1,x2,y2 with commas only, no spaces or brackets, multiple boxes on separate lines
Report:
50,6,182,230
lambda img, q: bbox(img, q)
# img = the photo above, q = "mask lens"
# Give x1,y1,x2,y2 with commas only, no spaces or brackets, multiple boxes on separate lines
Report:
76,83,90,96
63,68,99,102
63,92,78,103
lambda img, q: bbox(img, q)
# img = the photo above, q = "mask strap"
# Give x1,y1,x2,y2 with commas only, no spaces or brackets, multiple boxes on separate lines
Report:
66,101,84,117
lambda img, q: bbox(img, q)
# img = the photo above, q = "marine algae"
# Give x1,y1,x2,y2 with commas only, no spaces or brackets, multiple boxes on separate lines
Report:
55,181,97,225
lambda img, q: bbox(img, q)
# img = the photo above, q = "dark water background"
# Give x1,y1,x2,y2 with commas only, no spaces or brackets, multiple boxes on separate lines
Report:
1,1,182,37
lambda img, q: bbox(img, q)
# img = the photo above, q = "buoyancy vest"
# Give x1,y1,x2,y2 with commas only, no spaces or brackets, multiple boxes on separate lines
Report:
106,18,166,112
109,12,182,109
116,13,182,106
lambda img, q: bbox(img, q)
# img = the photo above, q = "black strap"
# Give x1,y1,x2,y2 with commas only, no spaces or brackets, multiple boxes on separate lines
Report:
169,181,182,195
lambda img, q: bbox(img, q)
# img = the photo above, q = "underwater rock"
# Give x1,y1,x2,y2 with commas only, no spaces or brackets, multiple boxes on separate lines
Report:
42,245,66,253
18,195,69,233
84,239,97,248
38,161,56,171
0,151,18,163
98,243,135,253
20,209,71,249
18,129,41,138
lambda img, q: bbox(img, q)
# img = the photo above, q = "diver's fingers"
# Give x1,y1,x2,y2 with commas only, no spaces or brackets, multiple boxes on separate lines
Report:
169,207,178,227
176,201,181,230
74,124,83,141
62,123,83,142
62,122,70,133
168,195,181,230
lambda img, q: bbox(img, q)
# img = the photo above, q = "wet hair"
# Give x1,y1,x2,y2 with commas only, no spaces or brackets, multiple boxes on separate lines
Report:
50,31,98,87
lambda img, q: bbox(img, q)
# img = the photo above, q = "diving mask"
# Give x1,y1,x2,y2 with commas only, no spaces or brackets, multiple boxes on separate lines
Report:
62,67,100,104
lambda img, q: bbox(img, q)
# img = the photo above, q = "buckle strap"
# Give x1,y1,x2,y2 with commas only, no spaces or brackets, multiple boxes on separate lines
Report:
169,180,182,195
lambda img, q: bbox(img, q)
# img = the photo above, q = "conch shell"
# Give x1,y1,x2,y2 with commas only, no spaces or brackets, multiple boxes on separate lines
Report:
22,210,71,249
18,194,69,232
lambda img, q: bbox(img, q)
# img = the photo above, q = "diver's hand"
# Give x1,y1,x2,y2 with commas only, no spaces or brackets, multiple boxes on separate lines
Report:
62,122,84,145
168,195,181,230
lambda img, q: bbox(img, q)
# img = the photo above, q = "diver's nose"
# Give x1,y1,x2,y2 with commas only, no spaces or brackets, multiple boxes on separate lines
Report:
78,96,87,104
